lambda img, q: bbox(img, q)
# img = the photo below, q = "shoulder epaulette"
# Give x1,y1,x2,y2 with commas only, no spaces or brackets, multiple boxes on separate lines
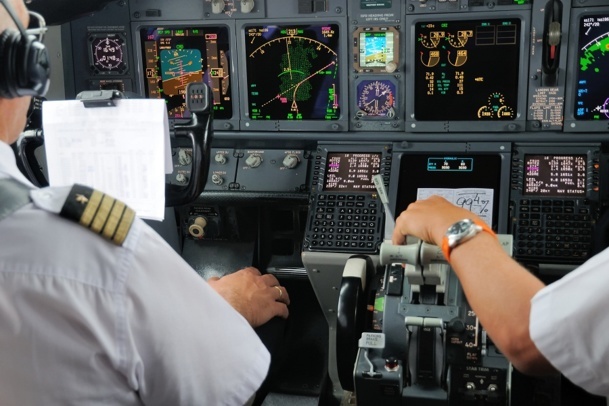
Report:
59,184,135,246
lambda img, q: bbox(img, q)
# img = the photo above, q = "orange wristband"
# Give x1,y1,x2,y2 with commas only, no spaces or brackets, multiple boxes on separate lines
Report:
441,219,496,261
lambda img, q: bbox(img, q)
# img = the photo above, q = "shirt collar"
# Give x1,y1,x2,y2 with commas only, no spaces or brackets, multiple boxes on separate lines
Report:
0,140,38,188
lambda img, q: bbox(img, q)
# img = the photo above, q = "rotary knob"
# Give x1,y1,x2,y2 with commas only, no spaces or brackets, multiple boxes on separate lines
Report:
282,154,299,169
214,153,227,165
245,153,263,168
211,173,224,185
178,149,192,166
241,0,255,13
176,173,188,184
211,0,224,14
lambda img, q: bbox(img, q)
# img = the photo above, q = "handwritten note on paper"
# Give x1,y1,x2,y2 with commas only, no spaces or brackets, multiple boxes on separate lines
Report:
42,99,171,221
417,188,494,224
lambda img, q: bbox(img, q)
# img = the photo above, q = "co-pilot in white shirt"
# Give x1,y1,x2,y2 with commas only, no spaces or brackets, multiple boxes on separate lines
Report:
531,241,609,398
0,142,270,405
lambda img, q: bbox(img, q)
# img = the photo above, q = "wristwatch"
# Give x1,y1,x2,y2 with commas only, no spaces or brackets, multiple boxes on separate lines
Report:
441,218,496,260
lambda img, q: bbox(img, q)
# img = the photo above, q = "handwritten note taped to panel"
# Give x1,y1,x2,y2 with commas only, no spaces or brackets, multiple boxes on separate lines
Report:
417,188,493,224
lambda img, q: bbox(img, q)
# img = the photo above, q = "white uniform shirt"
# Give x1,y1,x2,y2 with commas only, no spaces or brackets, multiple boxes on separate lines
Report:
530,246,609,397
0,142,270,405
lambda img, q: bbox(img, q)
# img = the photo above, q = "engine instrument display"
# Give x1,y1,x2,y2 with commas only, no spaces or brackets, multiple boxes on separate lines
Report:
244,24,340,121
574,13,609,121
413,18,521,121
323,152,381,192
523,155,587,196
140,26,232,119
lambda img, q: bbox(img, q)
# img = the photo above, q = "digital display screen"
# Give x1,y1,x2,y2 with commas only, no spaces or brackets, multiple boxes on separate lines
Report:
244,24,340,121
427,157,473,171
354,27,399,73
414,18,520,121
323,152,381,192
523,155,587,196
140,26,232,119
574,13,609,121
395,154,502,227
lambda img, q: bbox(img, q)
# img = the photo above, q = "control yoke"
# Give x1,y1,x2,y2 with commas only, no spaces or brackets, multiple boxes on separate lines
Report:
13,83,213,207
166,82,213,206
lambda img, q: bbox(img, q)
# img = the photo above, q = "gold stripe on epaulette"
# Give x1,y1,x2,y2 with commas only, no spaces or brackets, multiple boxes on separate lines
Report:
112,206,135,246
90,194,115,234
102,200,126,241
79,190,103,228
60,184,135,246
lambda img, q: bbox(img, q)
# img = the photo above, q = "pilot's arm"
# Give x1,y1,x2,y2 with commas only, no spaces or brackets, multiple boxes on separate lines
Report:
393,195,609,397
125,221,271,405
391,196,552,375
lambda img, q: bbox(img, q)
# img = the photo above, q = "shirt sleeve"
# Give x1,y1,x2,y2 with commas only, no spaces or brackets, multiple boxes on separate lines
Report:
121,222,270,405
530,248,609,398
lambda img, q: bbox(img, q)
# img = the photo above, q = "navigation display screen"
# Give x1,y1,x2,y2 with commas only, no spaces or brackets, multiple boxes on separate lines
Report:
140,26,232,119
574,13,609,121
523,155,587,196
244,24,340,121
413,18,521,121
323,152,381,192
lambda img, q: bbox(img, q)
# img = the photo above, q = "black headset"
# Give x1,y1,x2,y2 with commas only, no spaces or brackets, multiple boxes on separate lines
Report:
0,0,49,98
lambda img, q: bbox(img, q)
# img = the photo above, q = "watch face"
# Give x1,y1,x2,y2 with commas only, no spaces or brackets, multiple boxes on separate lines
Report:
446,219,477,248
447,219,473,235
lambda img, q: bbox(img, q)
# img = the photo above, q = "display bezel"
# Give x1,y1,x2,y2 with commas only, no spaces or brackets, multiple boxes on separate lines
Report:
387,143,512,234
236,18,349,132
404,11,529,133
132,21,239,130
522,154,588,197
564,7,609,133
352,26,400,73
322,151,383,193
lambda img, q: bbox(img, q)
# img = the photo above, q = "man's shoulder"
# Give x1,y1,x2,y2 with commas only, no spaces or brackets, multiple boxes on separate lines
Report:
30,183,136,247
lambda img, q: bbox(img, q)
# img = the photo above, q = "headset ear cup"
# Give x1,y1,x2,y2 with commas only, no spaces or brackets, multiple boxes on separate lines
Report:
0,29,50,98
22,39,50,97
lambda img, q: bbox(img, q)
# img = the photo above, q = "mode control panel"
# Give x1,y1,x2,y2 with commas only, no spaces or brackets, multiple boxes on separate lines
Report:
509,144,601,265
303,145,392,254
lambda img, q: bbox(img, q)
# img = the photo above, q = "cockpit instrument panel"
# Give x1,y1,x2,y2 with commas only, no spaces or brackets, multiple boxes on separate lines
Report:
139,25,232,120
243,23,341,122
88,32,128,75
573,13,609,122
413,18,519,121
523,155,587,197
406,11,529,132
352,26,399,73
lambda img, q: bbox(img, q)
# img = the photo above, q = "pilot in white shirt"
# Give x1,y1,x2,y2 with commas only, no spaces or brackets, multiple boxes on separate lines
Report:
0,0,289,403
0,141,272,405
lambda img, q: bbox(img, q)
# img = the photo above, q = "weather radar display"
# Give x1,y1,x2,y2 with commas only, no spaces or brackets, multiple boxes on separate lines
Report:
140,26,232,119
574,14,609,120
245,24,340,121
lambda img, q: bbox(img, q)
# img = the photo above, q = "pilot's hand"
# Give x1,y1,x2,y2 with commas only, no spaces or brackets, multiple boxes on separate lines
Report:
392,195,486,247
208,267,290,328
